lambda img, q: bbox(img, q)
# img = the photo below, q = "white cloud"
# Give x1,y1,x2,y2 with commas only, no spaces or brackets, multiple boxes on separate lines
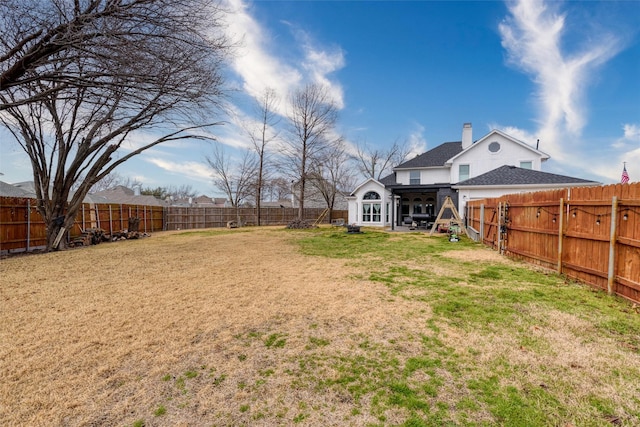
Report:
622,123,640,142
144,157,213,183
499,0,622,162
407,123,427,157
297,31,345,108
223,0,301,110
491,124,539,149
222,0,345,114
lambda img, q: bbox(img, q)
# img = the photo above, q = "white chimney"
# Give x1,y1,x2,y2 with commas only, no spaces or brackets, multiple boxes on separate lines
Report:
133,184,141,196
462,122,472,149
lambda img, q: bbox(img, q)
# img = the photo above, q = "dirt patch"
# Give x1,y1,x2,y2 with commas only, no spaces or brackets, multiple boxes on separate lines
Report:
441,247,510,263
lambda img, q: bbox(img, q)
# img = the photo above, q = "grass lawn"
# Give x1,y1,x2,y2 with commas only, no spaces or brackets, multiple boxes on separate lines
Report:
1,226,639,426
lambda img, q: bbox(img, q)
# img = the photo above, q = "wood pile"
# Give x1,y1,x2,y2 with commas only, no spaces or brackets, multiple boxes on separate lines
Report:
70,227,148,247
286,219,316,229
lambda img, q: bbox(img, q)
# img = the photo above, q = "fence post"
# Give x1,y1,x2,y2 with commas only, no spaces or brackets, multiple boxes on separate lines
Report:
557,198,564,273
607,196,618,295
497,202,502,252
26,199,31,252
480,204,485,243
108,205,113,234
95,204,101,229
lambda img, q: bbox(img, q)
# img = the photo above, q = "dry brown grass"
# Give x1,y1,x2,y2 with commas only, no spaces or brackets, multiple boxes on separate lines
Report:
0,228,433,426
1,227,639,426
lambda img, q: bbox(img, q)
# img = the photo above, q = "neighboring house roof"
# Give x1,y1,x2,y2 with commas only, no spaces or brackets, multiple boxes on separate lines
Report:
454,165,599,187
92,186,166,206
169,195,228,207
11,181,38,198
394,142,463,169
0,181,30,197
82,193,110,203
0,181,109,203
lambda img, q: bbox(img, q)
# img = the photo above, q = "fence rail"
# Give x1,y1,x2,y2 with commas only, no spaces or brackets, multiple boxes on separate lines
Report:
0,197,164,252
467,183,640,304
164,206,346,230
0,196,348,253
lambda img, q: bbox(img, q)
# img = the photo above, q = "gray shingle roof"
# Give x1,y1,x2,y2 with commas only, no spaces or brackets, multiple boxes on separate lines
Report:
456,165,599,186
395,142,463,169
0,181,30,197
379,173,397,186
92,186,166,206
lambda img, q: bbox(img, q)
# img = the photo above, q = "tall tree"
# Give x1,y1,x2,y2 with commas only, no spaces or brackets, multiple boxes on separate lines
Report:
205,143,256,211
283,83,338,220
307,142,357,220
354,138,411,180
0,0,230,250
244,88,279,225
263,177,293,203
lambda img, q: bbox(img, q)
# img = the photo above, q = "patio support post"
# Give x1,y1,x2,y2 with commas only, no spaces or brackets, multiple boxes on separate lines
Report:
391,191,395,230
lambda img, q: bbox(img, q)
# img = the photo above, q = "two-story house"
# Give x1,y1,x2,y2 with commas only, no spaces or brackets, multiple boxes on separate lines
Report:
347,123,599,228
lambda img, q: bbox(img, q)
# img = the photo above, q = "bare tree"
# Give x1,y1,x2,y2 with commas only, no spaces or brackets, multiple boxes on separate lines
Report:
307,141,357,220
0,0,230,250
354,138,411,180
283,83,339,220
141,184,197,200
244,88,279,225
205,143,256,221
70,171,142,193
263,177,292,203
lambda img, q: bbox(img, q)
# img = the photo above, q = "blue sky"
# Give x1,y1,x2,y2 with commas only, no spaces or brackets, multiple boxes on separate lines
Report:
1,0,639,196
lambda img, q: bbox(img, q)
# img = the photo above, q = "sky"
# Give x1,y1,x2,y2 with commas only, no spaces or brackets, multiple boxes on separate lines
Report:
1,0,639,197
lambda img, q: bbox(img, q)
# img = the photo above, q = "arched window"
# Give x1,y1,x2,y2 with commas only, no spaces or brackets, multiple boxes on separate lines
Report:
363,191,381,200
362,191,382,222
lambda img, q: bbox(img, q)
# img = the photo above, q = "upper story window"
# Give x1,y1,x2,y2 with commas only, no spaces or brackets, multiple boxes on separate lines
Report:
520,161,532,169
488,141,501,153
459,164,470,181
363,191,381,200
409,171,420,185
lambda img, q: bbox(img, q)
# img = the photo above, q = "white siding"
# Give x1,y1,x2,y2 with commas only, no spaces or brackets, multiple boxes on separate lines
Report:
397,168,450,185
451,133,542,183
347,179,392,227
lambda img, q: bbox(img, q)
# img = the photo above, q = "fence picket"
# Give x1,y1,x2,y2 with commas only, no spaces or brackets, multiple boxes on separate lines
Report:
468,183,640,304
1,197,348,253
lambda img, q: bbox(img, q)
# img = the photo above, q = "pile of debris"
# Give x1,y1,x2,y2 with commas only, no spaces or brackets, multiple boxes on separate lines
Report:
69,217,149,247
70,228,149,247
286,219,316,229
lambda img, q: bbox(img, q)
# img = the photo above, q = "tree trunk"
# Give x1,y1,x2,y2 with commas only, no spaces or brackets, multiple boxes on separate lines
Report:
45,210,75,251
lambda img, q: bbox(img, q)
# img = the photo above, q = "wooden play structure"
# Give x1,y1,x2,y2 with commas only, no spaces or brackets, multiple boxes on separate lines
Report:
429,196,468,237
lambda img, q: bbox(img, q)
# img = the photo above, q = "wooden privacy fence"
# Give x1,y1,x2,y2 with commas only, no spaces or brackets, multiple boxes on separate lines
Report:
165,206,347,230
0,197,163,252
466,183,640,304
0,196,349,252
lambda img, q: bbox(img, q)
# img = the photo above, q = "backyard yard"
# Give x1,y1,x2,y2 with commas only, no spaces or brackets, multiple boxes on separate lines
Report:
1,226,639,426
